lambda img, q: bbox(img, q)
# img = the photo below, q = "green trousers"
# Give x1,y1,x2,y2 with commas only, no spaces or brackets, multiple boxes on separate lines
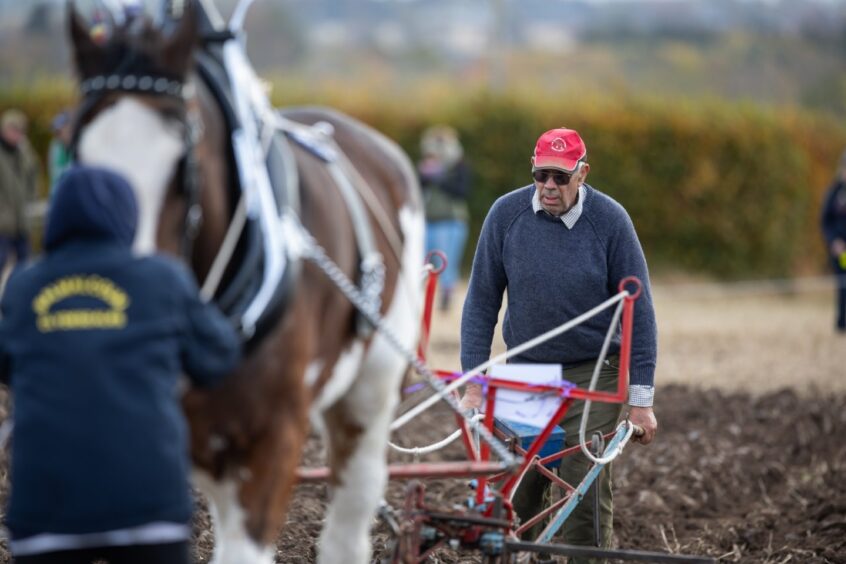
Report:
510,356,623,563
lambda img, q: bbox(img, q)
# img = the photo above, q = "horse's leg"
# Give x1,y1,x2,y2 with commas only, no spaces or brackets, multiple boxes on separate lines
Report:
191,341,313,564
317,224,423,564
196,406,311,563
193,471,275,564
316,343,403,563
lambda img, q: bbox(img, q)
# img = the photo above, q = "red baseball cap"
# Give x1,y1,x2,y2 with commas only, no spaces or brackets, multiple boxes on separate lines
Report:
531,128,587,173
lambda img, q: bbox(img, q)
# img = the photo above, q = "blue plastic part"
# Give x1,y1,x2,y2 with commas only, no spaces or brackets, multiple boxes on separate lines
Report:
494,417,566,468
480,531,505,556
467,479,496,511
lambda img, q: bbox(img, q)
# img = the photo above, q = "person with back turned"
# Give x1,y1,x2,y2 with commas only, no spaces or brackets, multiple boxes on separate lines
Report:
0,165,240,564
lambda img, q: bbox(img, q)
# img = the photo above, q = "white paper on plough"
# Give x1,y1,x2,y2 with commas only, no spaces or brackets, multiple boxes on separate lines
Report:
489,364,563,428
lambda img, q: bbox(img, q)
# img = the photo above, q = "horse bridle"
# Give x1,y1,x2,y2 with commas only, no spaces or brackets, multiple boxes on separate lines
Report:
71,68,204,261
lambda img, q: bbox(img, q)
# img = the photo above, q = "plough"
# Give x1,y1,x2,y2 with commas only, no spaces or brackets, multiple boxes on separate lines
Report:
300,253,715,563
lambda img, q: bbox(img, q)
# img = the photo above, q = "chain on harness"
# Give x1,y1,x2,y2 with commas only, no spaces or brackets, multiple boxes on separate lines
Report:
281,214,518,468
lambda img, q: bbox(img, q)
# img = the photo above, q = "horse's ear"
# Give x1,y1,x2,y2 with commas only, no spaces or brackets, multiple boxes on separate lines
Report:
68,1,103,79
159,0,199,79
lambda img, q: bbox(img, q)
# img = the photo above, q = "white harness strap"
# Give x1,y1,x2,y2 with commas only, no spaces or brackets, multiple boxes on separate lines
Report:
325,158,385,334
281,120,386,334
203,3,407,339
213,25,295,336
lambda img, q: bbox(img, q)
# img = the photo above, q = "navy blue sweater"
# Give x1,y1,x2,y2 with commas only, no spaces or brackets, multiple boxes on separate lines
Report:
460,184,657,393
0,166,241,538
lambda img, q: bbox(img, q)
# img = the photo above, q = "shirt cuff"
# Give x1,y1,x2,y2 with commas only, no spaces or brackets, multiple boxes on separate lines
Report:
627,385,654,407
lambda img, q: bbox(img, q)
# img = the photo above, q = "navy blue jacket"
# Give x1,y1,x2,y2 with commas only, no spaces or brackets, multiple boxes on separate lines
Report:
821,181,846,246
0,166,241,538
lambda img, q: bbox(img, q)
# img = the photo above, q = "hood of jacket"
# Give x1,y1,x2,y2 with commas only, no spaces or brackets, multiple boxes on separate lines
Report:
45,165,138,251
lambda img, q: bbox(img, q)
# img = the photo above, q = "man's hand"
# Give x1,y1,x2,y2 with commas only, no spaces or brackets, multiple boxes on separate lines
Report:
627,405,657,445
831,238,846,258
459,382,484,414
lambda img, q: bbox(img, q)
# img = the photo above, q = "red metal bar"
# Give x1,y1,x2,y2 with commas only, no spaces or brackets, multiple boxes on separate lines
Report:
416,265,441,361
502,454,578,536
296,460,510,482
616,283,636,402
455,408,480,462
499,398,574,498
537,429,617,467
501,450,573,492
614,277,641,403
515,495,569,536
476,387,498,505
436,372,571,395
493,448,532,491
567,388,626,403
417,539,449,563
436,373,627,404
532,459,560,485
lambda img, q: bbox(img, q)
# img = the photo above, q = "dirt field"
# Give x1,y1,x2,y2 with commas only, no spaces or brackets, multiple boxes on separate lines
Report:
0,280,844,563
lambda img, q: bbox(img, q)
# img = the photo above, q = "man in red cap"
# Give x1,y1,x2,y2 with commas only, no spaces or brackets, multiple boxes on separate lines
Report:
459,128,658,559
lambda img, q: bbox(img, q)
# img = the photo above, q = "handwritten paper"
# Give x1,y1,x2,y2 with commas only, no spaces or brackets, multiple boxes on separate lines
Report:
489,364,564,428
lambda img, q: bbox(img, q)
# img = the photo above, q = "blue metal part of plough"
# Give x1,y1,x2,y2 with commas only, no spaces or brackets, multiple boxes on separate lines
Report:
535,423,630,545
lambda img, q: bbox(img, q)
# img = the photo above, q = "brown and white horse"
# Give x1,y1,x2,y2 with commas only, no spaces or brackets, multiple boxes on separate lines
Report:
68,2,424,562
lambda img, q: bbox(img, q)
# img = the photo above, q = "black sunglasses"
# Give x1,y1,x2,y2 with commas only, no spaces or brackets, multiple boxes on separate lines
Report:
532,169,573,185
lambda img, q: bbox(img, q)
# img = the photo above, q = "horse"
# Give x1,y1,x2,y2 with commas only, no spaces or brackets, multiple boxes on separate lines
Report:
67,2,424,562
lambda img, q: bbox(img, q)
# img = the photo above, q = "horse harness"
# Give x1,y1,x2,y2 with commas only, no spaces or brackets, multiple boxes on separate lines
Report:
71,62,204,262
196,30,390,342
64,3,518,467
68,26,392,347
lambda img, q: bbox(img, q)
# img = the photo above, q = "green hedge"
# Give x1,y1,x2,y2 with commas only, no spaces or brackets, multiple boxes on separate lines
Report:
3,82,844,278
281,90,845,279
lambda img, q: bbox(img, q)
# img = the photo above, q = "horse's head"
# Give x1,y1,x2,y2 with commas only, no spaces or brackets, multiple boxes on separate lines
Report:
68,0,199,255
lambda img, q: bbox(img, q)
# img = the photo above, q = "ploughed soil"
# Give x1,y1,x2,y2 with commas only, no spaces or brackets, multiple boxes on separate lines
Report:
259,385,846,564
266,285,846,563
0,284,843,563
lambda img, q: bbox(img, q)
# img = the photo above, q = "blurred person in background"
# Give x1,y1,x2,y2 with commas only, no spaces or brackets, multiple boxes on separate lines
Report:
0,166,240,564
418,125,472,310
48,110,73,195
458,128,658,561
821,150,846,334
0,109,40,274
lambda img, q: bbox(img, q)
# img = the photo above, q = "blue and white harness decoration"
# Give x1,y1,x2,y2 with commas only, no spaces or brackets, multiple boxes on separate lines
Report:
208,1,385,338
